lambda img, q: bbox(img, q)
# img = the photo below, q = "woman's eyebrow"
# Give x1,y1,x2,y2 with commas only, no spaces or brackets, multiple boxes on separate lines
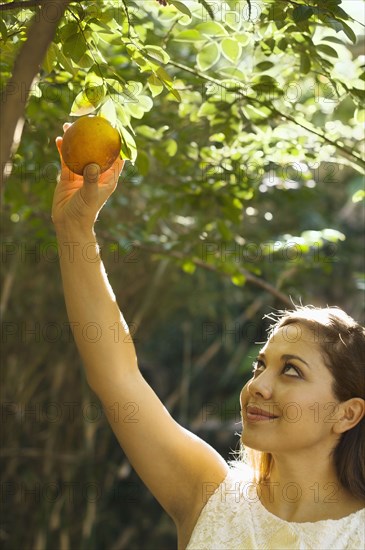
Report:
258,351,310,369
282,354,310,368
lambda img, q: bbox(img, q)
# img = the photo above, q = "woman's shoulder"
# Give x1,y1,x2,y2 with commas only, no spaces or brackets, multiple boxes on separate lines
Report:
197,460,257,515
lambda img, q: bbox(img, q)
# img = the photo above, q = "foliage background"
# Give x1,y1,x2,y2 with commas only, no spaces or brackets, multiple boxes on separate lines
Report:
1,0,364,548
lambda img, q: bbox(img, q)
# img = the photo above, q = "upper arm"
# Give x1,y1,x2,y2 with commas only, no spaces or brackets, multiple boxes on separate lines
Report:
93,368,228,524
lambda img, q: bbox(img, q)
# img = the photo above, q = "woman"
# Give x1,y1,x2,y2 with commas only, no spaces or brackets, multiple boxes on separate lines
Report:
52,130,364,549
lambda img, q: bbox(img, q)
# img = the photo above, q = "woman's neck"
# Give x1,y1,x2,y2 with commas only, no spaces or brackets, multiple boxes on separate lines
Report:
258,454,364,522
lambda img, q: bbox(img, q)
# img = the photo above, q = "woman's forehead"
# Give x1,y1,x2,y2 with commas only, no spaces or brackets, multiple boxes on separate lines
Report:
263,323,321,351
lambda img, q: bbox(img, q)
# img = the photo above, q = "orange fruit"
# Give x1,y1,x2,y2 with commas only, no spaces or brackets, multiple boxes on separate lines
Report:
61,116,121,175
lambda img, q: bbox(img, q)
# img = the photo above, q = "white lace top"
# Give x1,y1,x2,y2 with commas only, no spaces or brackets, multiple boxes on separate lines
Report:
186,463,365,550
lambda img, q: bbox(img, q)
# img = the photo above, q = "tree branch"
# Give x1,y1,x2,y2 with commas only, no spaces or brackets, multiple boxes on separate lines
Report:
131,242,293,307
0,0,71,185
168,60,365,171
0,0,43,11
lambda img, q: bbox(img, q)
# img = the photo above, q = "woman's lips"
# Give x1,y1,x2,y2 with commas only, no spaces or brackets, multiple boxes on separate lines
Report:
245,405,279,422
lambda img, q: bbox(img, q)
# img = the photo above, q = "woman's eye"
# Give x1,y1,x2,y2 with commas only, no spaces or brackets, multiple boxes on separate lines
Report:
251,360,302,379
283,364,301,377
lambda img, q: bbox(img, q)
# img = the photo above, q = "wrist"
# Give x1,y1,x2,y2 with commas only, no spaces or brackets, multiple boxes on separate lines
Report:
55,225,101,266
52,219,95,238
54,220,96,242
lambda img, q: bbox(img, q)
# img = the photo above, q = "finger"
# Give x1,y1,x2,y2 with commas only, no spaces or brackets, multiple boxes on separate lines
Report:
55,136,63,155
110,157,125,180
81,164,100,205
55,136,68,171
83,163,100,185
63,122,72,133
99,157,125,187
116,157,126,174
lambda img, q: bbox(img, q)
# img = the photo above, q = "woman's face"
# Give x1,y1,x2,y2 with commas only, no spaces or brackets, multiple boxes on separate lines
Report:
240,323,341,455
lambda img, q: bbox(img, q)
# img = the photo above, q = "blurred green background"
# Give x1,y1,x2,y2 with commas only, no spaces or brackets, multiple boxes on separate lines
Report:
1,1,364,548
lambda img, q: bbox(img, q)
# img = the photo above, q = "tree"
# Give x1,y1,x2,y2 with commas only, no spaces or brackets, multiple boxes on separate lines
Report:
1,1,364,548
1,0,364,299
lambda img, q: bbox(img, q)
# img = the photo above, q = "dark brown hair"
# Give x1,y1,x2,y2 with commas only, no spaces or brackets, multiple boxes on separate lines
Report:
245,305,365,500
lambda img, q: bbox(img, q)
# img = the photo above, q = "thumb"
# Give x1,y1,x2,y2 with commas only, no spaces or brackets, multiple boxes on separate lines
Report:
80,164,100,206
83,163,100,185
81,163,100,204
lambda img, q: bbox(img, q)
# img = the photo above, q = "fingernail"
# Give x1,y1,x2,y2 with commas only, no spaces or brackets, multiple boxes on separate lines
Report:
84,163,100,183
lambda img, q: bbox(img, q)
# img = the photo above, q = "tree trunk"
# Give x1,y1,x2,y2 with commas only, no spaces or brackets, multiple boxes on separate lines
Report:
0,0,71,186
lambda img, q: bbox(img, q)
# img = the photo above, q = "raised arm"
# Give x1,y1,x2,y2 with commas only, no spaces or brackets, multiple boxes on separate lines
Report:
52,128,228,544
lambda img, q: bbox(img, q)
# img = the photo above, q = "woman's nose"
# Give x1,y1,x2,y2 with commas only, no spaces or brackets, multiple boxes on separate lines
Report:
247,373,273,400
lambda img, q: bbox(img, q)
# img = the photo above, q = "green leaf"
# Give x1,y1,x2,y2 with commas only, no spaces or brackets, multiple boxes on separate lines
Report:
165,139,178,157
138,95,154,112
255,61,274,71
354,109,365,123
156,67,181,101
119,124,138,163
70,90,96,116
198,101,217,117
170,0,192,19
85,70,104,88
124,94,153,119
322,229,345,242
62,33,87,63
300,52,311,74
125,102,145,119
55,46,75,74
196,22,228,36
182,261,196,274
231,273,246,287
326,18,344,33
156,67,173,85
144,45,170,65
197,42,220,71
225,11,242,32
99,97,117,126
321,36,345,45
241,104,269,121
351,88,365,101
340,20,357,44
167,89,182,102
115,104,134,133
217,220,232,240
84,84,106,108
329,5,349,20
174,29,203,42
292,6,314,23
316,44,339,58
136,125,169,140
77,53,94,69
59,21,78,42
148,75,164,97
235,32,251,46
0,17,7,40
218,67,246,81
123,81,143,102
43,42,58,73
221,38,242,63
197,0,216,20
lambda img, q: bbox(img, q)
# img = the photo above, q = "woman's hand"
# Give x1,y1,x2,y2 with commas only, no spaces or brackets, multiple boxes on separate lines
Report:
52,123,125,231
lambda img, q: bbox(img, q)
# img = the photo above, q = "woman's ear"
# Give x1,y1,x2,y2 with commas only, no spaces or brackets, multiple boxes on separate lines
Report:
333,398,365,434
